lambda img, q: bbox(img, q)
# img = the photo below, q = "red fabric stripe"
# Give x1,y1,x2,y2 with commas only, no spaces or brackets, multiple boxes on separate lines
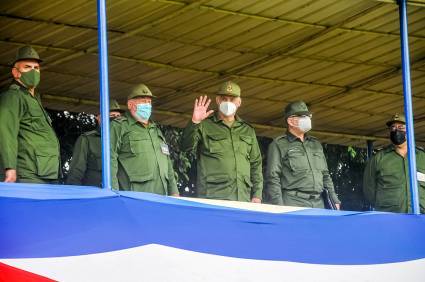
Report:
0,262,56,282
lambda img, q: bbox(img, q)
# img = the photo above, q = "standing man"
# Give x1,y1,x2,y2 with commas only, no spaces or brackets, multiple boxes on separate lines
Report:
180,81,263,203
110,84,179,196
66,99,124,187
265,101,340,209
0,46,60,184
363,114,425,213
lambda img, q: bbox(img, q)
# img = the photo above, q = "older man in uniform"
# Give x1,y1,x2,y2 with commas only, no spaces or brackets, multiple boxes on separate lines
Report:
265,101,340,209
0,46,60,183
363,114,425,213
66,99,124,187
110,84,179,196
181,81,263,203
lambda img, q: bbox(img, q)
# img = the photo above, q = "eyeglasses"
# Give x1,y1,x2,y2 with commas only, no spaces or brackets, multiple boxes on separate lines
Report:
390,124,406,131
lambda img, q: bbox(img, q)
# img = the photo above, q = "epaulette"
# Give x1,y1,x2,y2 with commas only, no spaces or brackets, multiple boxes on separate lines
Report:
9,84,20,91
275,135,287,141
308,135,318,140
375,146,389,154
112,116,127,123
242,119,255,129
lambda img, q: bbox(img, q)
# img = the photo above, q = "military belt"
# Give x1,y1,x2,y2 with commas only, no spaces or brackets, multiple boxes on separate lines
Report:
285,190,321,200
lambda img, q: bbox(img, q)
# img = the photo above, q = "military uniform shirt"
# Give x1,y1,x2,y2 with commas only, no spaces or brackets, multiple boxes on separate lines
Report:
67,128,102,187
110,112,178,195
363,145,425,213
180,114,263,202
266,132,340,206
0,82,60,182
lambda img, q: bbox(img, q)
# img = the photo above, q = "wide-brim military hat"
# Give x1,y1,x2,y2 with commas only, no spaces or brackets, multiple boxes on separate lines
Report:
13,45,42,65
127,83,157,100
217,80,241,97
284,100,311,119
386,113,406,127
109,99,125,113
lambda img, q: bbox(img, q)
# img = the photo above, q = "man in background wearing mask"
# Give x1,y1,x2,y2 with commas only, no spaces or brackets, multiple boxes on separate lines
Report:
363,114,425,213
265,101,340,209
66,99,124,187
0,46,60,183
181,80,263,203
110,84,179,196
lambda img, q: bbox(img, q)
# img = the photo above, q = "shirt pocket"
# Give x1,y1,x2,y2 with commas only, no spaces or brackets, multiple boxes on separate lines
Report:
239,135,253,158
312,151,327,171
206,174,233,199
28,105,47,131
35,146,59,178
376,170,403,207
286,149,309,172
376,184,402,208
122,133,150,154
207,134,228,154
89,149,102,171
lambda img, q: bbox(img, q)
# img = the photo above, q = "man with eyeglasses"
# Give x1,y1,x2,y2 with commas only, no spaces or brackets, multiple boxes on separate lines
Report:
265,101,341,209
0,46,60,183
363,114,425,213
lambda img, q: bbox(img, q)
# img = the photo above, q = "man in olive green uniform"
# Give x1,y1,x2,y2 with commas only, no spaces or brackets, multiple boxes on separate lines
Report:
265,101,340,209
66,100,124,187
110,84,179,196
363,114,425,213
0,46,60,183
181,81,263,203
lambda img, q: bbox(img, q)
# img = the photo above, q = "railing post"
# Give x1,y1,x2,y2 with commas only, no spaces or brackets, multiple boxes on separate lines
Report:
398,0,419,214
97,0,112,190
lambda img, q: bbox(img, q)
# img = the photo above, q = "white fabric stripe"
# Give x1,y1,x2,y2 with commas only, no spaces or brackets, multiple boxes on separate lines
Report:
2,244,424,282
175,196,308,213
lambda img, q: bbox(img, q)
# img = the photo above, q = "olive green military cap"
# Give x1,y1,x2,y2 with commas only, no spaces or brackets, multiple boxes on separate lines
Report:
284,101,311,119
386,113,406,127
13,45,42,65
217,81,241,97
127,84,156,100
110,99,125,113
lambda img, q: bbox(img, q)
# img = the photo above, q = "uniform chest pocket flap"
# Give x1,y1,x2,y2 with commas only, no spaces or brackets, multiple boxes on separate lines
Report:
207,134,228,153
28,105,48,131
286,149,308,171
128,135,150,154
239,135,253,155
312,151,327,170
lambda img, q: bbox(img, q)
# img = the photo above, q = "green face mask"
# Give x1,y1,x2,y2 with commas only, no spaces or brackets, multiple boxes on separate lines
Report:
19,69,40,88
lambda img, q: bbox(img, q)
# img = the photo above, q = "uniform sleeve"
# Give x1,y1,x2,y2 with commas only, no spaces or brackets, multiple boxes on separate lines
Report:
323,169,340,204
66,135,88,185
363,156,377,206
265,141,284,205
180,121,201,152
250,134,263,200
167,158,179,196
321,148,341,204
0,91,23,170
110,122,122,189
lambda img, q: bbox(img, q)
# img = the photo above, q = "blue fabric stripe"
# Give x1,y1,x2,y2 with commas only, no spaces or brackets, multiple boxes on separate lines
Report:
1,185,425,265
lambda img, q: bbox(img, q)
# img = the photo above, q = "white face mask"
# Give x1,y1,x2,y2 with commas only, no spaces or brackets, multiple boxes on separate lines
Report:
297,116,312,133
219,101,237,116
